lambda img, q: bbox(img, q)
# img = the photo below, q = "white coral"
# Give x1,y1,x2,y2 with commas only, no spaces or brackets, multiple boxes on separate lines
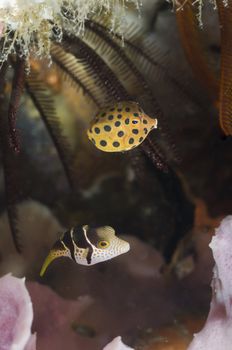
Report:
103,336,134,350
0,0,139,64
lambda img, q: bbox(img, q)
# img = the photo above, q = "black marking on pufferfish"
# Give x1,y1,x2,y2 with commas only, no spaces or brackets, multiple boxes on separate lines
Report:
61,230,76,260
59,226,93,264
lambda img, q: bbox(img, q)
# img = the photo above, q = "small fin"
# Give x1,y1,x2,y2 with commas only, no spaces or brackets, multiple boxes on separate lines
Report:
40,250,60,277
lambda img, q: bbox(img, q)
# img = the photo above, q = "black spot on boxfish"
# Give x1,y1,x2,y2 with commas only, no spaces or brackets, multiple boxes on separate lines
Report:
133,113,139,116
104,125,111,132
115,121,121,127
144,128,148,134
117,114,122,119
118,131,124,137
132,129,139,134
129,138,134,144
139,137,143,142
143,119,148,124
125,118,129,125
108,115,114,120
91,138,96,144
100,140,107,146
113,141,120,147
125,107,130,112
117,108,122,112
94,127,100,134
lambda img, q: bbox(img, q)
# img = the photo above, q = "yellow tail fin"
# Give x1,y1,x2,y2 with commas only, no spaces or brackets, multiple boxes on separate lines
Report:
40,250,58,277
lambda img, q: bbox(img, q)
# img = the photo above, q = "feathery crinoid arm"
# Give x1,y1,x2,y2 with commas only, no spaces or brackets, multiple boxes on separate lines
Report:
175,0,219,103
84,19,165,117
217,0,232,136
25,69,75,189
86,17,203,108
61,32,130,103
51,44,102,108
84,19,145,97
8,57,25,153
0,62,23,253
141,137,169,173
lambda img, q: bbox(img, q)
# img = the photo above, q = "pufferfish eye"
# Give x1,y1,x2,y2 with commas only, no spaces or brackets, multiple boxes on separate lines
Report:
97,240,110,249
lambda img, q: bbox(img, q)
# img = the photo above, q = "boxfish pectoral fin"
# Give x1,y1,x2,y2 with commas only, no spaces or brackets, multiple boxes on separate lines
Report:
40,249,64,277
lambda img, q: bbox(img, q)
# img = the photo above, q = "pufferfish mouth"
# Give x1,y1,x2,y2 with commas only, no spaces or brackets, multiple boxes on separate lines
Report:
121,241,130,254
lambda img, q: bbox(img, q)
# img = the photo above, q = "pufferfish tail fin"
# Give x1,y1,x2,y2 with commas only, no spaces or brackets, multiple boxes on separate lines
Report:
40,250,60,277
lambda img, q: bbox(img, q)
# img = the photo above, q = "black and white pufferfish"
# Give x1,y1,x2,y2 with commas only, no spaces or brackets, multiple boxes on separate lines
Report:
40,225,130,276
87,101,158,152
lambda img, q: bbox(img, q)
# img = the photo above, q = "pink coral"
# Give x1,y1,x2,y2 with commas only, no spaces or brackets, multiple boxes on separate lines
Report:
188,216,232,350
0,274,36,350
27,282,93,350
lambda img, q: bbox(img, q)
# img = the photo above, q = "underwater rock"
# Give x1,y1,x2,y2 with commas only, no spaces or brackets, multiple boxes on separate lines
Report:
187,216,232,350
136,319,202,350
0,200,63,278
0,274,36,350
26,282,93,350
103,336,134,350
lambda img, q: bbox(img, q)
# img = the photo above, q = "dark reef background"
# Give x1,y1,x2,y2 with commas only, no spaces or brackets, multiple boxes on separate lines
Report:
0,1,231,349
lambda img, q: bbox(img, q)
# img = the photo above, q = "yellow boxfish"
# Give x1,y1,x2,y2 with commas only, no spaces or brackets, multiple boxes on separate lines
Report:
87,101,158,152
40,225,130,276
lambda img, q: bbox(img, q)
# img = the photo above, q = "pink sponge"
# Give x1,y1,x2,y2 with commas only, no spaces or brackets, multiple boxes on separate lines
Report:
0,274,36,350
188,216,232,350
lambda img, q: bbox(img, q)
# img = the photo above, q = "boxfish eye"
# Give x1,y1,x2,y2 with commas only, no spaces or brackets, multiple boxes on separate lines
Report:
97,240,110,249
132,120,139,124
